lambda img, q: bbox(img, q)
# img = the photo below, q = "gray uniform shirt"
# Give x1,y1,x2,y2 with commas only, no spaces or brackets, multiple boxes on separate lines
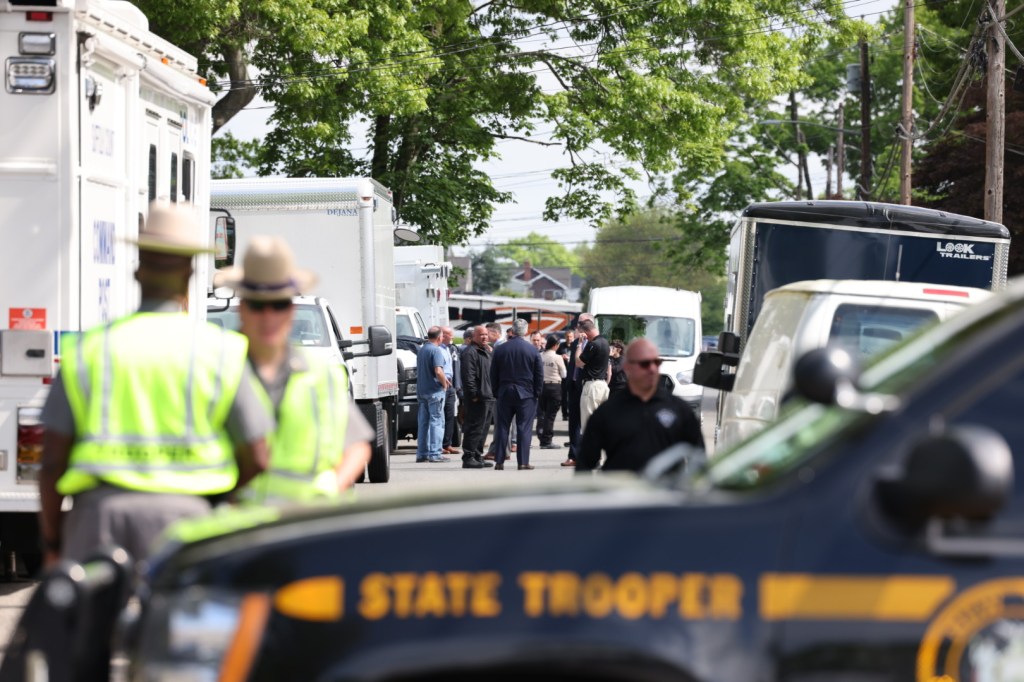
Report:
253,346,374,448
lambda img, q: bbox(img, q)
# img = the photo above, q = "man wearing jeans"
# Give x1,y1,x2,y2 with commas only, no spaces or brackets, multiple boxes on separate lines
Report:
415,327,451,463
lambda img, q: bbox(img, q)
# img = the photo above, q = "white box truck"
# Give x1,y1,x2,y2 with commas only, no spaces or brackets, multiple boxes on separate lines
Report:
0,0,213,570
208,177,398,482
588,286,704,413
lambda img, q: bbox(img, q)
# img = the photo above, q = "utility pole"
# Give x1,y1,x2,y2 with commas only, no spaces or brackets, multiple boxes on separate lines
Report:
859,38,872,200
826,144,834,198
836,105,845,198
985,0,1005,223
789,91,812,199
899,0,915,204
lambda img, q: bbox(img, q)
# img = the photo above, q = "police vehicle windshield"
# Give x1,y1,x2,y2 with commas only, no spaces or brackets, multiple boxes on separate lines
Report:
701,290,1013,491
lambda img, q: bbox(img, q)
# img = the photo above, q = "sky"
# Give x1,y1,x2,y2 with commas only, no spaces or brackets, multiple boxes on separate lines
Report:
219,0,899,256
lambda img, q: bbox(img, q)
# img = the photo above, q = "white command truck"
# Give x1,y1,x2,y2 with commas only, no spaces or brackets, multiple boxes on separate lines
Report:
394,244,451,328
0,0,213,571
209,177,398,482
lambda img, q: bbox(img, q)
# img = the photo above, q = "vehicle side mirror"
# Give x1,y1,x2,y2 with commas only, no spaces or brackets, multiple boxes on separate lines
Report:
213,215,235,270
348,325,393,358
793,346,859,405
693,352,735,391
367,325,392,357
718,331,740,356
876,425,1013,525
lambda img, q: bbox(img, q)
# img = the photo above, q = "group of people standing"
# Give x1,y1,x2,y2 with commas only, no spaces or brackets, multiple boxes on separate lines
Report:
415,309,704,475
38,203,373,568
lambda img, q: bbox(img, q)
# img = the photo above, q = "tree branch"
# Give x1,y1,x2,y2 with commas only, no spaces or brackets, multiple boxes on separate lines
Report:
488,132,560,146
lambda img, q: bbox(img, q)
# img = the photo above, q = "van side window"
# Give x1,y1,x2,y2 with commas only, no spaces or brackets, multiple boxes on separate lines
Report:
829,305,938,360
170,152,178,202
182,154,194,202
147,145,157,202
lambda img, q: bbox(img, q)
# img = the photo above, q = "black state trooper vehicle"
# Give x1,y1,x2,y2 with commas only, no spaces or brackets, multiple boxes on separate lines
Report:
10,279,1024,682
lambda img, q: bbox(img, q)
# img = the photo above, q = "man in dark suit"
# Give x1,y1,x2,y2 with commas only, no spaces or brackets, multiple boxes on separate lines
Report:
489,318,543,470
562,313,594,467
557,329,576,420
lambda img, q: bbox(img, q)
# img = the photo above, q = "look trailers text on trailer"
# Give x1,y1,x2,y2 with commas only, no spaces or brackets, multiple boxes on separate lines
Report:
695,201,1010,396
0,0,213,570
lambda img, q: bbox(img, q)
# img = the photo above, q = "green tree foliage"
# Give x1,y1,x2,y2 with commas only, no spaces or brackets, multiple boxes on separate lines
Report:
469,244,513,294
580,210,726,333
495,232,578,272
211,133,261,179
139,0,857,246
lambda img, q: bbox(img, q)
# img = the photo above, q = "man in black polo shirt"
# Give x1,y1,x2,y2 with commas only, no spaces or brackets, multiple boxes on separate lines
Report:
576,338,703,473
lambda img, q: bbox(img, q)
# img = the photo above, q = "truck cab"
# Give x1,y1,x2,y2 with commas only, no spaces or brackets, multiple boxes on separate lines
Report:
206,295,354,387
394,305,429,440
716,279,991,449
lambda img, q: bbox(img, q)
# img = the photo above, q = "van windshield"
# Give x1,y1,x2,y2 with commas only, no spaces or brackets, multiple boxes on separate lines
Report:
597,315,696,357
208,303,331,347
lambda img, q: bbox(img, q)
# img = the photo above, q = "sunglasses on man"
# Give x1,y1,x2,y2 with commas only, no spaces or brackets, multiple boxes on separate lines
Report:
244,299,293,312
629,358,663,369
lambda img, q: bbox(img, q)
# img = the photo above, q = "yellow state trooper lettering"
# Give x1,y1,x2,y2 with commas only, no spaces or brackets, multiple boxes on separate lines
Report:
357,571,502,620
518,571,744,620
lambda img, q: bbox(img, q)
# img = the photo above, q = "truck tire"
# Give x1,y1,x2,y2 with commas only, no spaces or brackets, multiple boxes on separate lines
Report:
368,418,391,483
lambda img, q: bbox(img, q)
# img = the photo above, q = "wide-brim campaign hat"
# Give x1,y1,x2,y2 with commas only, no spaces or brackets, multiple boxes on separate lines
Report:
214,236,318,301
124,202,214,255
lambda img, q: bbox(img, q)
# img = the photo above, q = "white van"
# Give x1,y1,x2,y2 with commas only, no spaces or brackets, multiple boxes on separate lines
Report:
717,279,991,450
589,286,703,411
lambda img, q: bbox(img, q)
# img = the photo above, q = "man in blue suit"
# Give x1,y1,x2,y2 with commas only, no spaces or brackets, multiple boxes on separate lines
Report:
489,318,543,470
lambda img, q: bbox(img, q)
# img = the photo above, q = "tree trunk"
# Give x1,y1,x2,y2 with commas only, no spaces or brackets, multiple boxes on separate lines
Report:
212,46,257,135
371,114,392,180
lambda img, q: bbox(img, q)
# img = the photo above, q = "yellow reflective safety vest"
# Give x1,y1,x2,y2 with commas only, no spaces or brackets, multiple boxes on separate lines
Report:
243,352,350,504
58,313,249,496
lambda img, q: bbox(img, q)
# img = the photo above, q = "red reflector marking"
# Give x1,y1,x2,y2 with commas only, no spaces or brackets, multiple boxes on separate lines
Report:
923,288,970,298
26,11,53,21
42,377,53,385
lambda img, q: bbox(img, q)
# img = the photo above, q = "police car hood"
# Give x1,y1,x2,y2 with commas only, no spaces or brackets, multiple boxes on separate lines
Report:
148,475,687,587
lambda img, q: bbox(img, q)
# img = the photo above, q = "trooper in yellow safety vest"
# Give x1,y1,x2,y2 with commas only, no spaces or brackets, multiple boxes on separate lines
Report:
38,203,272,567
215,236,373,504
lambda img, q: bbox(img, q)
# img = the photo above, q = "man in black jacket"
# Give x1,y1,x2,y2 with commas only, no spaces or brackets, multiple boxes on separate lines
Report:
459,326,495,469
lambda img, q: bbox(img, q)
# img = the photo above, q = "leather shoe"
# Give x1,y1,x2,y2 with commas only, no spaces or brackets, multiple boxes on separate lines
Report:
444,447,461,454
539,443,559,449
474,456,494,468
483,453,496,461
560,459,576,467
563,442,572,447
462,458,484,469
494,462,504,470
518,464,535,470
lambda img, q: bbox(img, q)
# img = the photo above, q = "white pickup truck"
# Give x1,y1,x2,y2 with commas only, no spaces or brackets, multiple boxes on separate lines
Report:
716,279,991,450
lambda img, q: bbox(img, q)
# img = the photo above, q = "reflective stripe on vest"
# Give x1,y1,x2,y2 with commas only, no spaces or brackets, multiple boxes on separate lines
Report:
244,354,349,504
58,314,248,495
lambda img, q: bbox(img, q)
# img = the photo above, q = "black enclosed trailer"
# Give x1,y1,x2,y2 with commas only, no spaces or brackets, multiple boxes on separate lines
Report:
724,201,1010,346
